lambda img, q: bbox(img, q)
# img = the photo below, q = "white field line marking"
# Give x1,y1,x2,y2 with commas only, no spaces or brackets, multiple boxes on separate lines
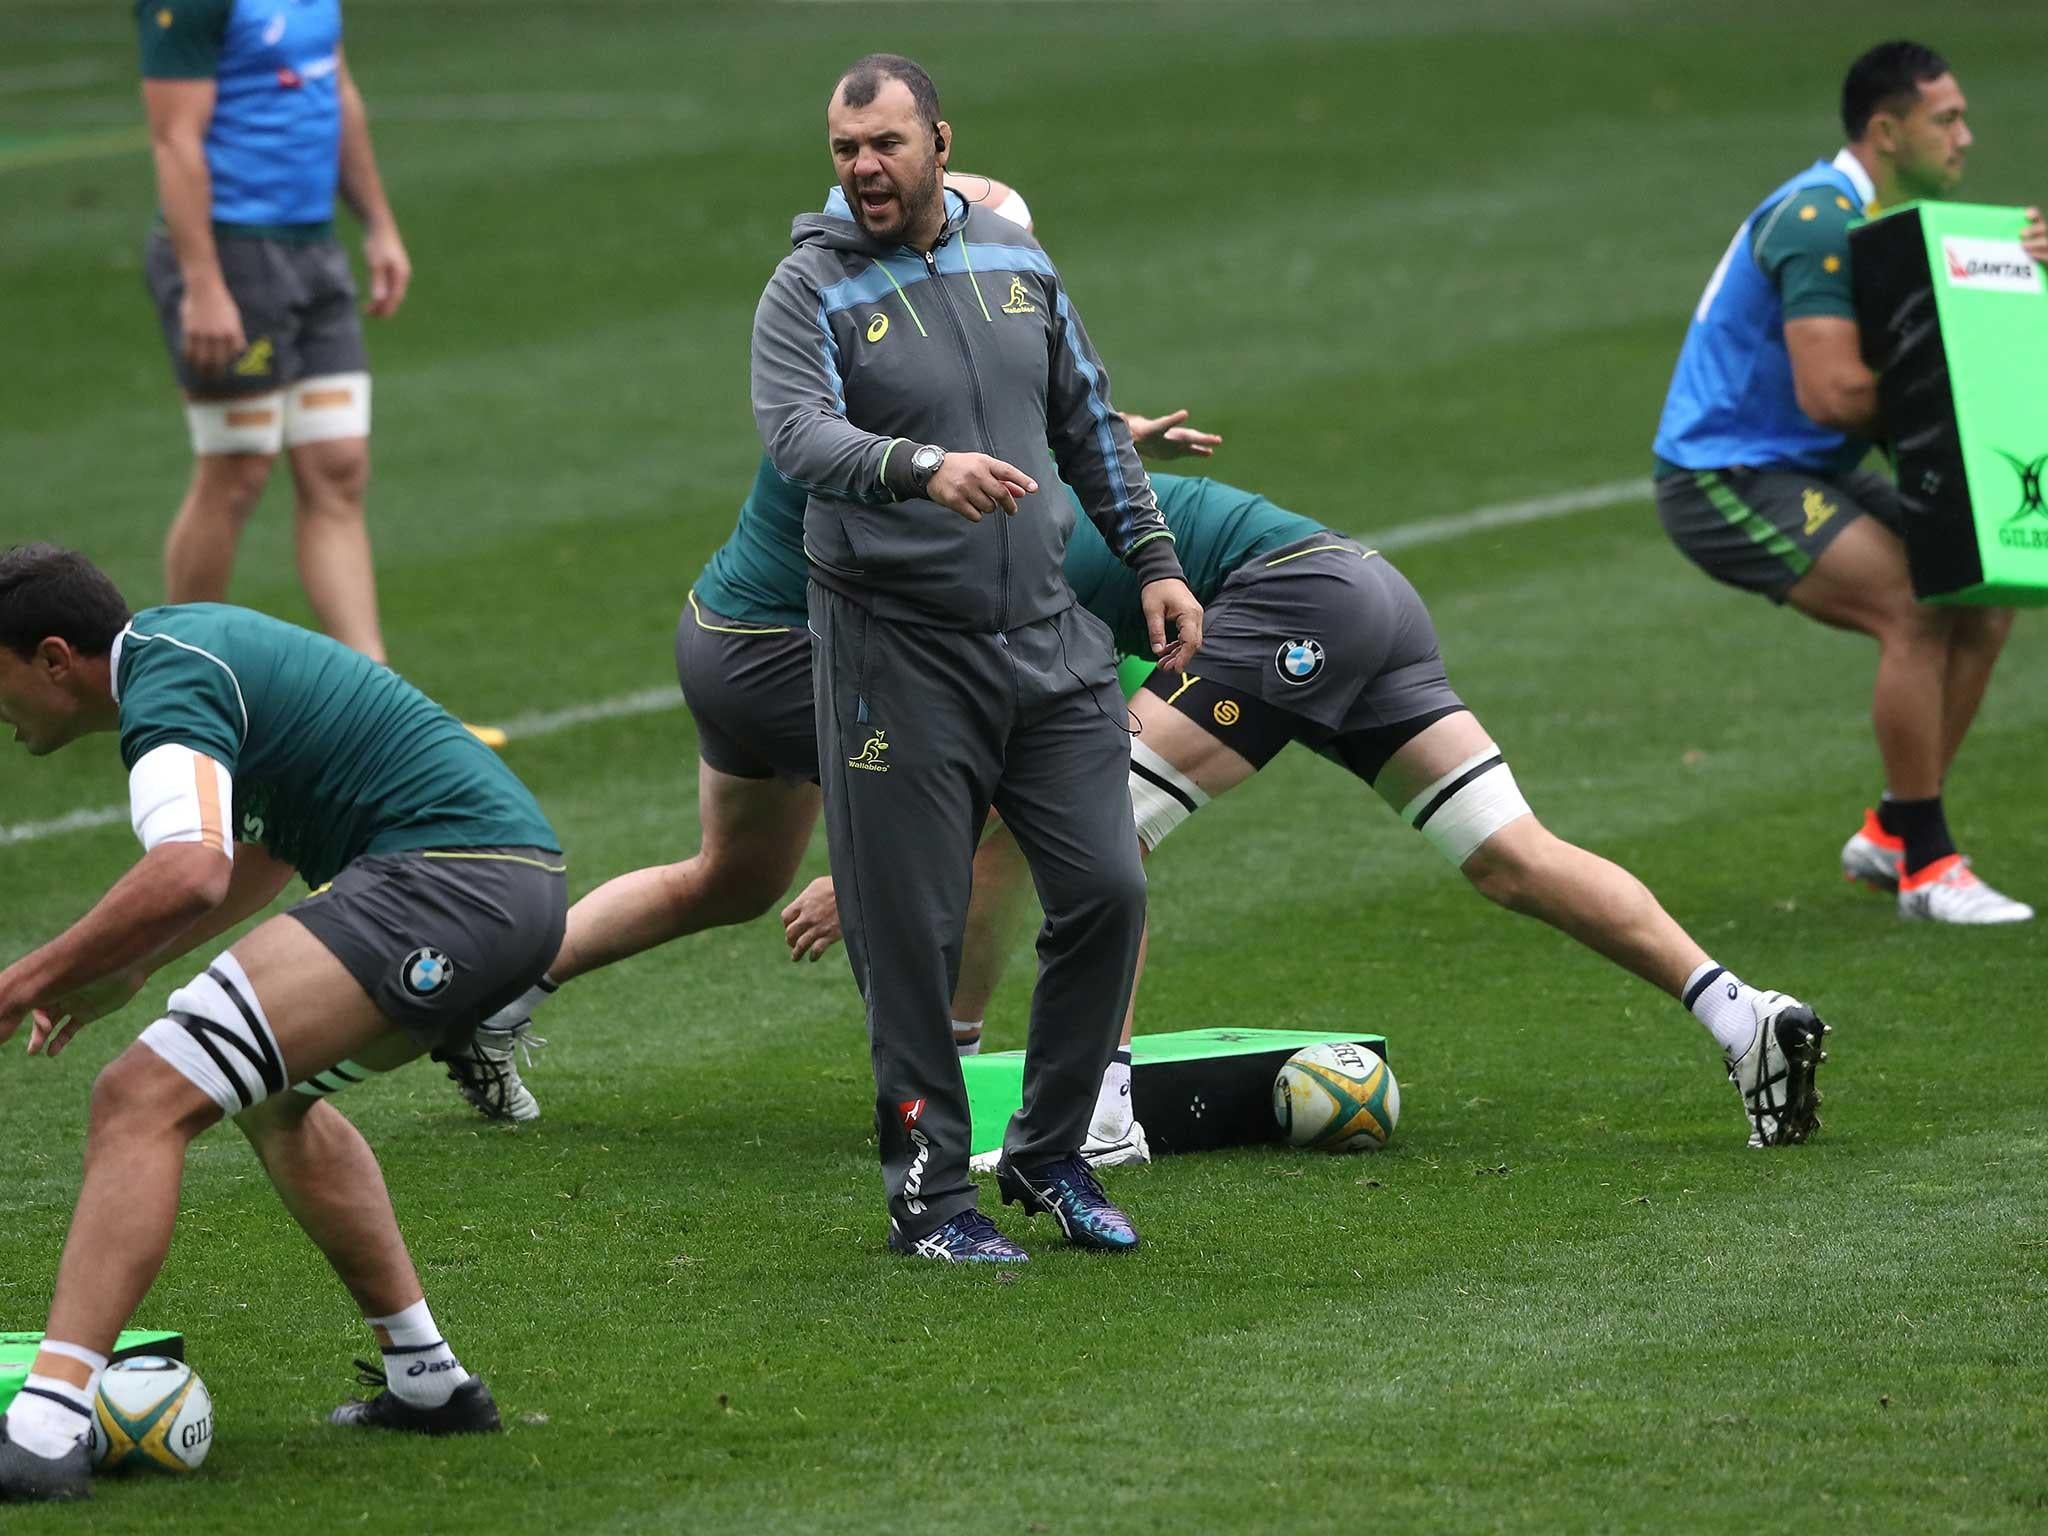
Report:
0,478,1647,848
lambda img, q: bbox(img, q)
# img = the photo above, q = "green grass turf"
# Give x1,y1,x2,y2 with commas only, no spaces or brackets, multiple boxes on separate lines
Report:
3,2,2047,1530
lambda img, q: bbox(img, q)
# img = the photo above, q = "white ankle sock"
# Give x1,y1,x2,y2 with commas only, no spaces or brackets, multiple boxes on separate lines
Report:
1091,1050,1134,1135
369,1299,470,1408
485,975,556,1033
952,1019,982,1056
1684,962,1758,1055
4,1343,106,1459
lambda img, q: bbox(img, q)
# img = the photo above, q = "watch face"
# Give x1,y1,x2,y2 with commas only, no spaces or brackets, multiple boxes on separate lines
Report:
914,446,944,474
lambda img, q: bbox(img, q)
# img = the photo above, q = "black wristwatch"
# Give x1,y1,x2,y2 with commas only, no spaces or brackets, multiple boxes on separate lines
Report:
909,443,946,498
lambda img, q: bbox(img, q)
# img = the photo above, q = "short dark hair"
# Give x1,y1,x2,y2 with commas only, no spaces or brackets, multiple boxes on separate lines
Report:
834,53,940,128
0,544,130,659
1842,40,1950,140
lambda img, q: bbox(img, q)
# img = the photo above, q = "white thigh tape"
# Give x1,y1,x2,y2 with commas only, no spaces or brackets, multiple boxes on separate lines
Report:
142,951,287,1115
1129,740,1208,852
186,392,285,456
1399,743,1532,866
283,371,370,446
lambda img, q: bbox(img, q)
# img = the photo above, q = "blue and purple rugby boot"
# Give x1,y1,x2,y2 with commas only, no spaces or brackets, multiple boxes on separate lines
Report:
995,1154,1140,1252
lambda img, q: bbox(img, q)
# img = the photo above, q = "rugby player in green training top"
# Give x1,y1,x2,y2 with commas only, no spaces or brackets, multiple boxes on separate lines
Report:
780,474,1835,1159
0,547,564,1501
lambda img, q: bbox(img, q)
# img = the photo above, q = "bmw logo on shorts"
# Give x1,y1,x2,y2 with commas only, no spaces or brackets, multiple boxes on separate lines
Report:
1276,638,1326,685
401,947,456,1000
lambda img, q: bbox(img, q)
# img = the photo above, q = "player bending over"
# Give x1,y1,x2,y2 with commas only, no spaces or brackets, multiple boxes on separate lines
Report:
779,473,1834,1155
0,548,564,1502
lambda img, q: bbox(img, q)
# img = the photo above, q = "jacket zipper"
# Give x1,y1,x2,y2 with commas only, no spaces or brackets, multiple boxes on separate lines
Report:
923,245,1008,633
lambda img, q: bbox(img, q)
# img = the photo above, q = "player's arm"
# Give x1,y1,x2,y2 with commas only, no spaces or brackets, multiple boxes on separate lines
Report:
335,48,410,319
1122,409,1221,461
1757,193,1878,437
138,0,240,376
1784,318,1880,437
943,171,1032,233
2021,207,2047,265
750,262,1034,519
1041,276,1203,664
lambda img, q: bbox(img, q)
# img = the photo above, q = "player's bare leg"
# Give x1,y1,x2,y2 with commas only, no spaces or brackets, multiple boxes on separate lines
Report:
288,437,385,663
3,914,487,1495
1937,605,2015,773
163,449,277,604
449,763,820,1121
557,763,819,980
1786,517,2029,919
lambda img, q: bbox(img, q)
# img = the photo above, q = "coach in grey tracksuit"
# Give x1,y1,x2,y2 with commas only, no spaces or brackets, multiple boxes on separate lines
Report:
751,79,1198,1244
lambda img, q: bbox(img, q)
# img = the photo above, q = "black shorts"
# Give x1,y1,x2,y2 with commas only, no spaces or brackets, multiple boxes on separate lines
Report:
144,228,367,398
289,846,567,1054
675,591,819,781
1140,535,1466,784
1655,465,1904,603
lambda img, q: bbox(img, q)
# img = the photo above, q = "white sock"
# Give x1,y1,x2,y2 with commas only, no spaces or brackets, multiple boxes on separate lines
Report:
952,1018,982,1056
1684,962,1759,1055
368,1298,471,1409
1091,1049,1134,1136
484,975,556,1034
4,1343,106,1459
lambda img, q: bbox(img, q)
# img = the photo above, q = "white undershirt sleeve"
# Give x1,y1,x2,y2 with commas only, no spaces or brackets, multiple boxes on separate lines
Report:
128,743,235,864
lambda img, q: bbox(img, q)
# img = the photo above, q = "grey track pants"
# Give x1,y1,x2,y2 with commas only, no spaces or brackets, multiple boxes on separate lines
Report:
810,585,1147,1239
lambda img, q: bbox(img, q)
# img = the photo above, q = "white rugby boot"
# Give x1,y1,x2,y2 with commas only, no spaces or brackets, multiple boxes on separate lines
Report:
1725,991,1829,1148
443,1014,546,1123
1840,808,1904,893
1081,1111,1151,1169
1898,855,2033,924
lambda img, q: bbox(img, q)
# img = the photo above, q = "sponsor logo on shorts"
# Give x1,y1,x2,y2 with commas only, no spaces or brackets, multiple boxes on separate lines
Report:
1001,277,1036,315
1275,638,1325,685
866,313,889,343
1941,238,2041,295
1212,699,1241,726
897,1098,926,1132
1801,487,1837,536
231,337,275,378
401,948,455,999
846,729,892,772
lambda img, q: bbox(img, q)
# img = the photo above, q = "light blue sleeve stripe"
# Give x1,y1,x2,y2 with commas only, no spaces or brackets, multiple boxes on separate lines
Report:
811,300,846,413
1053,288,1135,549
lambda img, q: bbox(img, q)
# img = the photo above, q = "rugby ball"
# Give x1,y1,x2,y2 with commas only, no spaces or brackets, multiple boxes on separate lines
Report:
89,1356,213,1474
1274,1042,1399,1152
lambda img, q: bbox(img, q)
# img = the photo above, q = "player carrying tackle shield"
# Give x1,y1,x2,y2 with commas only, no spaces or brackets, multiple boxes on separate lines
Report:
0,547,563,1502
1652,39,2046,923
780,473,1838,1159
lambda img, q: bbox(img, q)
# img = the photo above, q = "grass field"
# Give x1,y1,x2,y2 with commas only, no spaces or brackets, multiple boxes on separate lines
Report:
4,2,2047,1531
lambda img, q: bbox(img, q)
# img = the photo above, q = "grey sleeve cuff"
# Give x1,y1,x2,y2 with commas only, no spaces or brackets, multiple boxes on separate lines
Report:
1125,534,1185,588
878,439,921,502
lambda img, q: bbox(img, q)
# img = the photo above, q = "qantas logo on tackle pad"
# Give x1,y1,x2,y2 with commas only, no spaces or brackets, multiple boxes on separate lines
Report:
1941,238,2041,295
1276,638,1325,684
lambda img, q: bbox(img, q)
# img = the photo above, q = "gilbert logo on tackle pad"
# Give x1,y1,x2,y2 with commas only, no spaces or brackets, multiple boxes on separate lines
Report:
1852,201,2048,605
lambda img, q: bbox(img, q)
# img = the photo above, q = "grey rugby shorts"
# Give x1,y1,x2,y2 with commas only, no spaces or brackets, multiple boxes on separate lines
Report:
1140,534,1466,784
1655,465,1903,603
674,591,819,782
289,847,567,1054
144,228,367,397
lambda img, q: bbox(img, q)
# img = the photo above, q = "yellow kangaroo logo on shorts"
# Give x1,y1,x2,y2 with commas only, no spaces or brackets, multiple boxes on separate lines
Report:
1802,487,1837,536
232,337,274,378
866,313,889,343
1001,276,1036,315
847,729,892,772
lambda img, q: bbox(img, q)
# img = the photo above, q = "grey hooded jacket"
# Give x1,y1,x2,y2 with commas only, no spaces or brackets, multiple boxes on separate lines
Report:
750,190,1184,632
